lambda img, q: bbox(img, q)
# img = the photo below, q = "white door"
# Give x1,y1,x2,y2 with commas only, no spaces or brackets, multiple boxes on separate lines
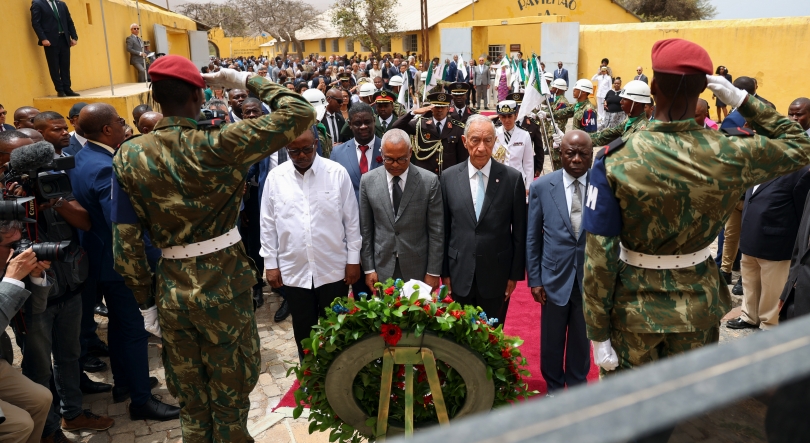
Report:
189,31,210,69
440,27,472,80
541,22,580,104
153,24,169,56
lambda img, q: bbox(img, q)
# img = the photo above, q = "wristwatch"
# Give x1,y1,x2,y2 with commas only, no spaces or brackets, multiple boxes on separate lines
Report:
52,197,65,208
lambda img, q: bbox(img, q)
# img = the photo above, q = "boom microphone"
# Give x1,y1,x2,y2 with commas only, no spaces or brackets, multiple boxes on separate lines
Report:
9,141,56,173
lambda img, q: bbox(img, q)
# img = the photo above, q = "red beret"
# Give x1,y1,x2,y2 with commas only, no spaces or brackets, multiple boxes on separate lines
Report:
651,39,713,75
148,55,205,89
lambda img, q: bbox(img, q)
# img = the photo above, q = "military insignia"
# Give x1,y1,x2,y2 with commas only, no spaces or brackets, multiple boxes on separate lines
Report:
425,133,431,140
437,93,446,102
492,145,507,163
447,122,452,129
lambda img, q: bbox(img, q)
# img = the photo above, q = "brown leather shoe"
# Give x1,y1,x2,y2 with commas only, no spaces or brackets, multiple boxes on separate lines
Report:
62,410,114,432
41,429,70,443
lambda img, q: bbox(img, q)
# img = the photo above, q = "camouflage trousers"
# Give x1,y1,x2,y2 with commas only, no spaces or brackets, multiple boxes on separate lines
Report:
158,288,261,442
600,326,720,378
550,146,562,171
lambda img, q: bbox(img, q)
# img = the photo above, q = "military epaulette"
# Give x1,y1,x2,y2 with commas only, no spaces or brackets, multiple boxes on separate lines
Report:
449,118,465,129
197,119,226,130
595,137,626,160
721,126,754,137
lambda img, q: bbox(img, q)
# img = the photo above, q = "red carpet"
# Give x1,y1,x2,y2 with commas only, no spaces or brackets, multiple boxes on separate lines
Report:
273,283,600,410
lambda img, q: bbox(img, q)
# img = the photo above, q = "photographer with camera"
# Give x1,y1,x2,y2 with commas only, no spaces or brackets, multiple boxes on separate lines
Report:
3,125,113,441
71,103,179,421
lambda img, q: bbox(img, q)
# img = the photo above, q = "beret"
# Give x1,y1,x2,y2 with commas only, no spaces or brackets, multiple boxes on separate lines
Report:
148,55,205,89
651,39,713,75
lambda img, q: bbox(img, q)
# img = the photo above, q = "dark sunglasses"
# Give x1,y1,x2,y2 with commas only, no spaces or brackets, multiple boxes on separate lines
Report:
286,145,316,156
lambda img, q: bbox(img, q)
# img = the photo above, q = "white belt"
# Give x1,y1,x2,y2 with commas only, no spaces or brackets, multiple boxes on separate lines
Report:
161,227,241,259
619,243,713,270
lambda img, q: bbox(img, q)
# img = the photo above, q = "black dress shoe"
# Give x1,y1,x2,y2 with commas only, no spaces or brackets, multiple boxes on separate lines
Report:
57,91,67,97
94,303,109,317
65,90,80,97
720,271,732,285
727,317,758,329
113,376,159,403
80,373,112,394
253,287,265,310
274,299,290,322
129,395,180,421
732,277,743,295
88,340,109,357
82,356,108,373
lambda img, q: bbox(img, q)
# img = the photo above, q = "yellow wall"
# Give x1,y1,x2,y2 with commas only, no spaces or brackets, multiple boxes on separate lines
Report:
577,17,810,115
208,28,274,58
1,0,197,115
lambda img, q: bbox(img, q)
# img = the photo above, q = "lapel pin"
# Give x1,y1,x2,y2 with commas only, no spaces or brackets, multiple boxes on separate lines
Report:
496,179,499,183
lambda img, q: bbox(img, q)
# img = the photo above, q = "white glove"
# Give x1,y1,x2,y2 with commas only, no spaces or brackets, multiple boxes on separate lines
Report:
552,141,560,151
706,74,747,109
535,110,547,120
202,68,251,90
593,340,619,371
140,306,162,338
552,127,564,145
526,111,537,119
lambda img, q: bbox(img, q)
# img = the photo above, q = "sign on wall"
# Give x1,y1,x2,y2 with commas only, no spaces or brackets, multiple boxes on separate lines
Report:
517,0,578,13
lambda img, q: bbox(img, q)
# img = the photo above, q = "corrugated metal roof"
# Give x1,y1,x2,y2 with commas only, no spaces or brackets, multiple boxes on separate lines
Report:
295,0,473,40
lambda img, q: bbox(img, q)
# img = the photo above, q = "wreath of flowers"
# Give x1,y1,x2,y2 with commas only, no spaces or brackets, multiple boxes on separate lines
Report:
288,278,534,442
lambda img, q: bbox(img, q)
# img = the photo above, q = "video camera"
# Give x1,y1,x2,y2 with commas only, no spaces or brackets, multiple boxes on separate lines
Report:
0,141,75,262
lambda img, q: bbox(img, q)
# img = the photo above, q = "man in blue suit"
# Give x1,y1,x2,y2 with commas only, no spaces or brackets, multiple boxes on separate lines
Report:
64,102,87,156
71,103,179,421
527,130,592,395
331,102,382,296
553,61,569,87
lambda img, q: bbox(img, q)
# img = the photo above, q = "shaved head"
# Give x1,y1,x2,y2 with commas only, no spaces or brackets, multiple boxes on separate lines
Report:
17,128,44,142
788,97,810,131
14,107,39,129
79,104,119,137
560,130,593,179
137,111,163,134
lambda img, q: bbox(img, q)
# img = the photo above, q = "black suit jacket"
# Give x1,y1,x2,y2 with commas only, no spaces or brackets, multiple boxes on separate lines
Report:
441,160,527,298
31,0,78,46
1,124,15,132
740,166,810,261
780,189,810,321
321,111,347,143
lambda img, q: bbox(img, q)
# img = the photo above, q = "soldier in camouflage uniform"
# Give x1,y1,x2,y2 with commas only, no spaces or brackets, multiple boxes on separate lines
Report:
581,40,810,384
589,79,651,147
111,56,316,442
544,79,596,171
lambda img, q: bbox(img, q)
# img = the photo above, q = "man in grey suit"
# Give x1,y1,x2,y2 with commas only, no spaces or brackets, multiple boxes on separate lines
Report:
360,129,443,290
126,23,147,83
473,55,490,110
527,130,592,395
441,115,527,327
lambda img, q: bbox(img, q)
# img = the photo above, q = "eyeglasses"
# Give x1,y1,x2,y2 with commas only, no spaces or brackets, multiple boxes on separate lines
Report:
132,27,140,30
329,96,343,104
0,111,6,117
108,117,126,127
382,156,409,165
286,145,316,156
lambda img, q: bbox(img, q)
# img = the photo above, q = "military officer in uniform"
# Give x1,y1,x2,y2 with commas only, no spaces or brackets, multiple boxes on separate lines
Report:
449,82,478,124
387,75,409,116
550,79,571,130
372,90,398,138
494,100,534,192
588,80,651,147
581,39,810,404
391,92,467,176
111,56,316,442
509,92,546,177
542,79,597,170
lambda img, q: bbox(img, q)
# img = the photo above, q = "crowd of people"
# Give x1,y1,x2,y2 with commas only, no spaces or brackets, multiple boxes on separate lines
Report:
2,27,810,443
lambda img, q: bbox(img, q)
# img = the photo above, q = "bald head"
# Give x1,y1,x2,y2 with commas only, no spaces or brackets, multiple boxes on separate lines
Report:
14,107,39,129
79,103,126,147
788,97,810,131
560,130,592,178
17,128,44,142
0,131,33,173
138,111,163,134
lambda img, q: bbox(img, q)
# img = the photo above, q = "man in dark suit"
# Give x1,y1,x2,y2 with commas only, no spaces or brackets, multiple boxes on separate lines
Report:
727,165,810,330
63,102,87,156
322,88,347,144
633,66,649,84
441,114,527,327
126,23,147,82
553,62,569,86
31,0,79,97
360,129,443,289
527,130,592,395
0,105,15,132
71,104,179,422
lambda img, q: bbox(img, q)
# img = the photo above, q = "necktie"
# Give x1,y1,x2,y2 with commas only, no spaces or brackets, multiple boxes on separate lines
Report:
436,121,443,136
571,182,582,238
504,130,511,144
359,145,369,174
392,175,402,215
50,0,63,33
329,114,337,140
474,170,485,220
380,118,387,132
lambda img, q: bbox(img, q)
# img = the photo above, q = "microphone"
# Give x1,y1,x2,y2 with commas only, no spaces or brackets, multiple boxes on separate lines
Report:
9,141,56,173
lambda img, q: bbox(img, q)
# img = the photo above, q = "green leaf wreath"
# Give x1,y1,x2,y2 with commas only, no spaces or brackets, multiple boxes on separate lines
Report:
287,278,535,442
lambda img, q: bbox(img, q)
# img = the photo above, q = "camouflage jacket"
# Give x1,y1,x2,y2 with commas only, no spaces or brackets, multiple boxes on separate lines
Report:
553,99,596,132
551,95,570,130
590,113,649,147
582,96,810,341
112,76,316,306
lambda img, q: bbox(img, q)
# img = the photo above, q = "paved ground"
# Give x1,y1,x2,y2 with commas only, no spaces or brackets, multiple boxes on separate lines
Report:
7,154,768,443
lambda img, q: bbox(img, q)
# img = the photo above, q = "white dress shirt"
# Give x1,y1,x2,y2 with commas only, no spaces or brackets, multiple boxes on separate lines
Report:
379,115,393,130
433,116,447,130
468,159,492,209
355,136,376,165
260,155,361,289
494,125,534,190
562,169,588,215
591,73,612,98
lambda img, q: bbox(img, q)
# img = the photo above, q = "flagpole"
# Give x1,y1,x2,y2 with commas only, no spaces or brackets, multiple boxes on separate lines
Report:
99,0,115,95
135,0,147,84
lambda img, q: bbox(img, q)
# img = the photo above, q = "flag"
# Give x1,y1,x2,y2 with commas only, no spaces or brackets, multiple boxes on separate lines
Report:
398,70,411,111
423,59,434,101
458,54,467,80
517,67,544,121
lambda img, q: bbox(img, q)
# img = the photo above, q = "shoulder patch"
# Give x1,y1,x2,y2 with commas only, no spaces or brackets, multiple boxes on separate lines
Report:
197,118,226,130
582,157,622,237
721,126,754,137
450,118,465,128
596,137,626,159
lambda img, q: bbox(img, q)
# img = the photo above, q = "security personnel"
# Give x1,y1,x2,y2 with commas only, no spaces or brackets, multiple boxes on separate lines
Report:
358,81,376,105
581,39,810,389
391,91,467,176
509,92,545,177
543,79,570,171
449,82,478,124
494,99,534,192
550,78,571,131
111,56,316,442
372,90,398,138
543,78,597,170
588,80,651,147
387,75,408,116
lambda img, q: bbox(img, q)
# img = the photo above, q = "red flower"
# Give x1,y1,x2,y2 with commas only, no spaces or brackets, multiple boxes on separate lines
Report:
394,300,402,307
348,307,359,315
303,369,312,376
417,372,427,383
449,310,465,319
423,394,433,405
442,296,453,304
303,348,311,354
395,382,405,390
435,308,445,316
385,287,395,296
396,365,405,378
488,334,499,345
501,348,512,358
414,300,421,307
380,324,403,346
376,155,383,164
423,304,431,314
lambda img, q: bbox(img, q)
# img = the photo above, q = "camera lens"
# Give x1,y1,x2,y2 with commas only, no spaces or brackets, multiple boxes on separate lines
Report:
0,200,26,221
30,240,71,262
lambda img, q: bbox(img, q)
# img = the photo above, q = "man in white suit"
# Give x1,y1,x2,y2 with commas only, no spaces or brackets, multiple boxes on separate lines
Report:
493,100,534,193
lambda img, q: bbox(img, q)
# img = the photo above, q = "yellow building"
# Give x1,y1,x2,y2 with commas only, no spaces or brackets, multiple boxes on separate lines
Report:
207,28,275,59
3,0,199,123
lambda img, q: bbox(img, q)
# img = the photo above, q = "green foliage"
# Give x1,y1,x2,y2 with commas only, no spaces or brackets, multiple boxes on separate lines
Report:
331,0,400,57
175,3,247,37
619,0,717,21
291,279,534,442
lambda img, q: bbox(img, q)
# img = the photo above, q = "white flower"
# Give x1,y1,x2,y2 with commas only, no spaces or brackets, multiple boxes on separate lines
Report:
399,279,432,301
